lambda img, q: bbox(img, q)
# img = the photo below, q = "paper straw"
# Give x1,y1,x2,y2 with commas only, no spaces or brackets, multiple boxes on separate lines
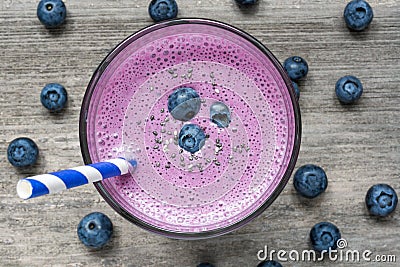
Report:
16,158,137,200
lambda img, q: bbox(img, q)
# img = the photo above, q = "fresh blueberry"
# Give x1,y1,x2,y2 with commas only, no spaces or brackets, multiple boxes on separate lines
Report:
310,222,341,252
292,81,300,100
335,75,363,104
77,212,113,249
257,260,283,267
168,87,201,122
197,263,215,267
37,0,67,28
344,0,373,31
235,0,258,6
293,164,328,198
178,124,206,153
366,184,398,217
210,101,231,128
283,56,309,81
40,83,68,111
148,0,178,22
7,138,39,167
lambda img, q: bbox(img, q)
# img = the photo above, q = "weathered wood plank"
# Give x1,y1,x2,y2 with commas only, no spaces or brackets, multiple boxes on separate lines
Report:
1,1,399,266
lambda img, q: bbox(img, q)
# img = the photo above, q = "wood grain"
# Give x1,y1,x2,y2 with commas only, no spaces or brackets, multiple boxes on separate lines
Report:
1,0,399,266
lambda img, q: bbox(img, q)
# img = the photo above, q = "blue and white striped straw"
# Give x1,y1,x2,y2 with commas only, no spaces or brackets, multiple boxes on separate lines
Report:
17,158,137,200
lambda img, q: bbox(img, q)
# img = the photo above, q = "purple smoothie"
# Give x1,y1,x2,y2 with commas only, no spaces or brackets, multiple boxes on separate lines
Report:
81,19,300,238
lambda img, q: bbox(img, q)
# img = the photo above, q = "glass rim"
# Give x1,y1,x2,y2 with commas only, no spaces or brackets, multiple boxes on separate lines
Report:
79,18,301,239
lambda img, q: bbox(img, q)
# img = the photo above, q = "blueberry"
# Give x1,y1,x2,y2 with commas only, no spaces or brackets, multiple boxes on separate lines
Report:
178,124,206,153
366,184,398,217
292,81,300,100
310,222,341,252
335,75,363,104
37,0,67,28
7,138,39,167
168,87,201,122
210,101,231,128
235,0,258,6
283,56,309,81
257,260,283,267
40,83,68,111
344,0,373,31
148,0,178,22
77,212,113,249
293,164,328,198
197,263,215,267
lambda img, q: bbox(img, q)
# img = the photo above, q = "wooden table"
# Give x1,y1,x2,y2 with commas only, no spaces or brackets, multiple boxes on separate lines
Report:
1,1,399,266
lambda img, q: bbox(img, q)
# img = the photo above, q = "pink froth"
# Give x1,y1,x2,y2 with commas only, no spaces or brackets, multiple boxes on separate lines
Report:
84,22,298,234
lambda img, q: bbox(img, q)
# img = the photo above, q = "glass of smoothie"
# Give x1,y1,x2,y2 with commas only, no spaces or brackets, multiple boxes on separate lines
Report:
79,18,301,239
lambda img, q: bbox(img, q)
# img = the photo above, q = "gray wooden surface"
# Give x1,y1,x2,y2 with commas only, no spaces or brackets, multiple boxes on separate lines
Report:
1,0,399,266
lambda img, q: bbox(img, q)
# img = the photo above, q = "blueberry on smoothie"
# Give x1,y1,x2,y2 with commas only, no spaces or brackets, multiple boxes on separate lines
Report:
235,0,258,6
77,212,113,249
257,260,283,267
37,0,67,28
149,0,178,22
197,263,215,267
283,56,309,81
7,137,39,167
344,0,373,31
210,101,231,128
168,87,201,121
335,76,363,104
366,184,398,217
292,81,300,100
178,124,206,153
310,222,341,252
40,83,68,111
293,164,328,198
